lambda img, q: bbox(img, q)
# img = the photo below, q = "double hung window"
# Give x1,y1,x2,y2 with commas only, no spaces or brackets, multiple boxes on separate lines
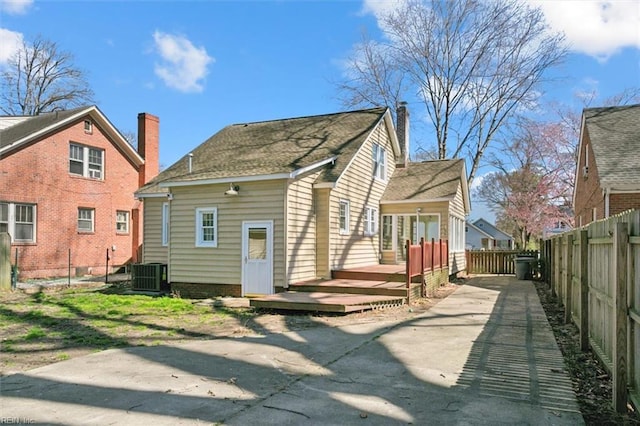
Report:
70,143,104,179
339,200,350,234
78,208,95,232
372,143,386,181
0,202,36,242
364,206,378,236
196,207,217,247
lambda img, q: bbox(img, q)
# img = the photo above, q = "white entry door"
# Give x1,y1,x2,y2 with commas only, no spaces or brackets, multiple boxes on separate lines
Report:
241,221,273,296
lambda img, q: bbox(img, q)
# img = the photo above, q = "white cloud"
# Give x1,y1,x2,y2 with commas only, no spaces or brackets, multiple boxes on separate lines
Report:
360,0,406,21
0,28,23,64
529,0,640,61
0,0,33,14
152,31,213,93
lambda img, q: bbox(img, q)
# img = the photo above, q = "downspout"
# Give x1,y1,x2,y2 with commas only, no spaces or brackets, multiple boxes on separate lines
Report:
283,180,289,289
604,187,610,218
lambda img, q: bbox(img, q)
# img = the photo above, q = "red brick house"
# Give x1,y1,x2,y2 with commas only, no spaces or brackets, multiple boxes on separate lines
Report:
573,104,640,227
0,106,159,279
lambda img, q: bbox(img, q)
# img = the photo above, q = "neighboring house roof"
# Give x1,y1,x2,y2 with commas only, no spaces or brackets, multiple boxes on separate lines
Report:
138,107,400,195
582,104,640,189
380,159,471,213
0,105,143,166
466,221,494,239
472,218,512,241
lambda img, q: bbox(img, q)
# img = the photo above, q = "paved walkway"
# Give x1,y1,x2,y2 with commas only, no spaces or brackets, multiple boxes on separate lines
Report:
0,276,584,425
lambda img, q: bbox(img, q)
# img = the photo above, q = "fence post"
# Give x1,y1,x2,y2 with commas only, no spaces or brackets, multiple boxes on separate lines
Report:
420,238,425,297
613,222,629,413
546,239,552,286
0,233,10,292
564,233,574,324
579,230,590,351
557,236,564,307
405,239,411,305
551,238,557,298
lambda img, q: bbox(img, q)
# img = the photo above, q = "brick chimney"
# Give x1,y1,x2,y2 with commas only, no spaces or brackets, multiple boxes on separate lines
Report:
396,102,409,168
137,113,160,187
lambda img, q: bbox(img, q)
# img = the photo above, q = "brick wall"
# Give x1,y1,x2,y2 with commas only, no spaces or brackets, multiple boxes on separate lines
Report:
423,267,449,297
573,131,605,226
609,193,640,216
1,114,154,279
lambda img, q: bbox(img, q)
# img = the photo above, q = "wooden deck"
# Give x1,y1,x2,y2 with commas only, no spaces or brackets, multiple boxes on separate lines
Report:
249,264,410,313
249,291,405,313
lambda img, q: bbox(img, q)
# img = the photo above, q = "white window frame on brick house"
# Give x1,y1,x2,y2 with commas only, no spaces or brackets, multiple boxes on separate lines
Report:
196,207,217,248
162,202,169,246
78,208,95,233
116,210,129,234
338,199,350,235
372,143,387,181
84,119,93,134
364,206,378,236
69,143,104,179
0,202,36,243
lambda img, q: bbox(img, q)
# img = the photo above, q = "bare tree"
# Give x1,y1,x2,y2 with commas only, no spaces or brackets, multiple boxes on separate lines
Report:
1,35,95,115
336,0,566,186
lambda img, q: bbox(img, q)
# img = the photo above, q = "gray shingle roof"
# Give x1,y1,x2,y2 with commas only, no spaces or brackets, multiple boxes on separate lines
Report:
584,104,640,186
138,107,388,194
381,159,464,202
0,106,90,150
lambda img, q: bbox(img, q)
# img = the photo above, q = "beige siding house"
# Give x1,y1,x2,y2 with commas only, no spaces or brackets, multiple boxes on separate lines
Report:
380,159,470,275
137,105,470,297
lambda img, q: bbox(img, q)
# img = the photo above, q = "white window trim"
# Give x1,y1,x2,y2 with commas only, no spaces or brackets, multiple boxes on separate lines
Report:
449,215,465,253
364,206,378,237
372,143,387,182
1,202,37,243
84,119,93,134
116,210,129,234
162,202,169,246
78,208,95,233
338,199,350,235
69,143,104,180
196,207,218,248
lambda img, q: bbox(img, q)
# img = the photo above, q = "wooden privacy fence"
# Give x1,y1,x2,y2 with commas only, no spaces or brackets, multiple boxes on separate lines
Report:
406,238,448,303
543,210,640,413
466,249,538,275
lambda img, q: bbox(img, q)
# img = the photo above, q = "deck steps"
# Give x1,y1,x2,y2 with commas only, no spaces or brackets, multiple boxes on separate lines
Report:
331,269,405,283
250,264,410,313
290,279,407,297
249,292,406,313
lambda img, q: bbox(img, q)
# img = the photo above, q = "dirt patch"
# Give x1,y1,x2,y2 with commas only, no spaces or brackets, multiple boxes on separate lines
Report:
533,279,640,426
0,281,459,375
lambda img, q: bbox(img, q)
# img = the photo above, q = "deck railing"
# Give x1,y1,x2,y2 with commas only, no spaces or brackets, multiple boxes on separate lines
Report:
405,238,449,303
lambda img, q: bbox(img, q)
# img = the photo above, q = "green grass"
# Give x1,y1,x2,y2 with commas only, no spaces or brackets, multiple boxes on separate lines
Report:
0,289,253,360
24,327,46,340
0,289,252,356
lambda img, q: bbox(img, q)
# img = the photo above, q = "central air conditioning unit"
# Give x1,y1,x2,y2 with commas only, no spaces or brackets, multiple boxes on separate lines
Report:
131,263,168,292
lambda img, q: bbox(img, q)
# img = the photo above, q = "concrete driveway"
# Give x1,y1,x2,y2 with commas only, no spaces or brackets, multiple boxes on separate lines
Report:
0,276,584,425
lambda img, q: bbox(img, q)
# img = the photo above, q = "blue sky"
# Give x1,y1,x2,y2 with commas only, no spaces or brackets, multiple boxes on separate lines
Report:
1,0,639,222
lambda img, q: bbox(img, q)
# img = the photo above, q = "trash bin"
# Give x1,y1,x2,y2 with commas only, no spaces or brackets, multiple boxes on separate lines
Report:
514,257,534,280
